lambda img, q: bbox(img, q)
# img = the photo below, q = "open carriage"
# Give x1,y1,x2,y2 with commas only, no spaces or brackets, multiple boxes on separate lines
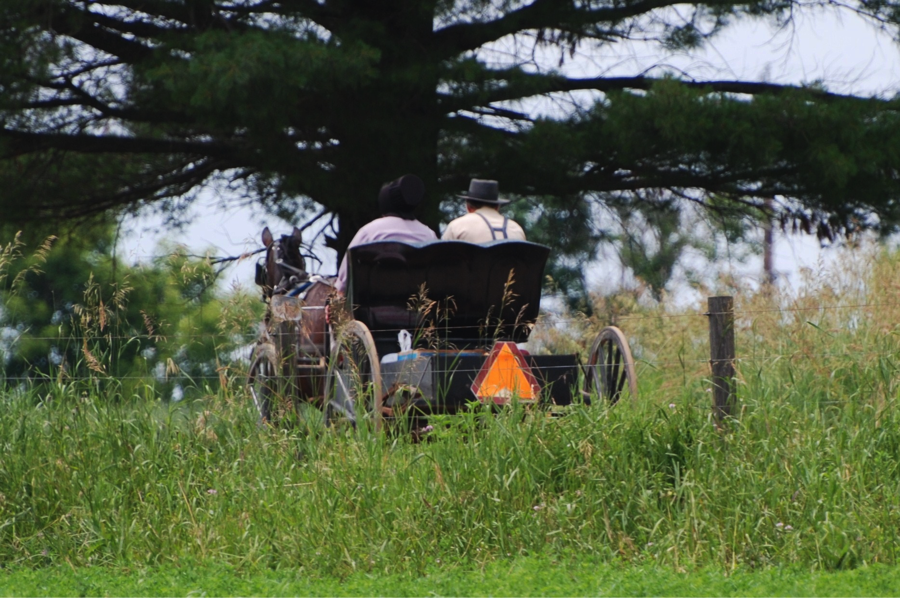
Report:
248,231,638,430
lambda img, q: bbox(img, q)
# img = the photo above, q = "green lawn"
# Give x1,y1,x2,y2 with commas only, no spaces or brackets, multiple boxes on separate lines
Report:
3,558,899,596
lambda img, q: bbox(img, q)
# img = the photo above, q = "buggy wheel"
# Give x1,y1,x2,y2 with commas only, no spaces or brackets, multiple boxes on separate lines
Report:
247,342,280,423
584,326,637,404
324,320,383,432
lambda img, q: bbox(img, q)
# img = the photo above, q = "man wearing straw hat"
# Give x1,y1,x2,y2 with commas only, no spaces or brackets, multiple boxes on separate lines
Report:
442,179,526,243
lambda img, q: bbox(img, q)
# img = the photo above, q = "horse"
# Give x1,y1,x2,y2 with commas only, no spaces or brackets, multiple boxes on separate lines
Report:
253,226,334,419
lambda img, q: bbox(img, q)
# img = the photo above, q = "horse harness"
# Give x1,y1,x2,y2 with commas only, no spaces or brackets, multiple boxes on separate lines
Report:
474,212,510,240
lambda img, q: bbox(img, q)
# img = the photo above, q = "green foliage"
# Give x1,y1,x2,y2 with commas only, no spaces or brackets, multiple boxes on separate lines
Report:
607,195,762,301
508,194,604,312
3,0,900,279
4,374,900,574
0,225,263,397
616,200,691,301
602,83,900,233
134,30,380,134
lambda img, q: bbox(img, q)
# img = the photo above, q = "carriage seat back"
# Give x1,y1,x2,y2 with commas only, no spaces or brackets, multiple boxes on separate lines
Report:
347,240,550,350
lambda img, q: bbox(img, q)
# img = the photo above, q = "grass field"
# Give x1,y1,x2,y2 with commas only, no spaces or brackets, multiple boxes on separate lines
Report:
6,384,900,573
3,242,900,594
5,559,900,596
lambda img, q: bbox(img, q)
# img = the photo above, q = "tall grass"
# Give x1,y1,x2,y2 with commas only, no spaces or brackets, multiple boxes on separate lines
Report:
3,242,900,575
3,385,900,574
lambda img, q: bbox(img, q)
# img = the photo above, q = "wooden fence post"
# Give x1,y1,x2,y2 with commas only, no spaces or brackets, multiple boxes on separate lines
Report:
707,296,736,420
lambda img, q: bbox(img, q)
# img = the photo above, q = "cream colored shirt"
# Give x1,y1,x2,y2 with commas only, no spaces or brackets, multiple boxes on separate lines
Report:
441,207,526,243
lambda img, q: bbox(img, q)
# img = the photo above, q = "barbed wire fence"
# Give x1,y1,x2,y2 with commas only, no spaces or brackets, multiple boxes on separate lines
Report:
3,294,898,417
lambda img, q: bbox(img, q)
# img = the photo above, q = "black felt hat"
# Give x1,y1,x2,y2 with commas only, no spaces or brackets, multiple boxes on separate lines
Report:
378,174,425,219
458,179,510,206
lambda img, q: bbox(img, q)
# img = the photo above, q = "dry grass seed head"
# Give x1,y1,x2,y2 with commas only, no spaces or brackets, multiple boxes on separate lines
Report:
141,310,164,342
166,358,181,379
407,283,437,318
81,339,106,375
6,234,55,293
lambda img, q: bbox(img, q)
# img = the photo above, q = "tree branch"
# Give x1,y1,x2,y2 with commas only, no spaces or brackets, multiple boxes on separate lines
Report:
21,74,191,126
0,130,236,158
432,0,679,59
46,5,155,62
439,72,877,114
90,0,247,31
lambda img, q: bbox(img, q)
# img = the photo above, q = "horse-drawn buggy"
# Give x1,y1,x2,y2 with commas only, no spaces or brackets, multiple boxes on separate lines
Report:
248,227,638,430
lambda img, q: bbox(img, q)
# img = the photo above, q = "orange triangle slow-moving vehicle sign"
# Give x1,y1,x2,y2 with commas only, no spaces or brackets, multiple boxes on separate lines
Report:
471,342,541,404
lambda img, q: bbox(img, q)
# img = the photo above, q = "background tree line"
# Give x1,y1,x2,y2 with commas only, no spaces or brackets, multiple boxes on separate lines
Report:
0,221,262,395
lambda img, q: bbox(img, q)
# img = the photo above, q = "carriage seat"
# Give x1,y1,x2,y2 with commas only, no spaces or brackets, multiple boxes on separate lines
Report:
346,240,550,351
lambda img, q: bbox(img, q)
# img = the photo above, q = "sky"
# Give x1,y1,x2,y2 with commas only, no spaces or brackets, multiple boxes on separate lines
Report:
119,7,900,302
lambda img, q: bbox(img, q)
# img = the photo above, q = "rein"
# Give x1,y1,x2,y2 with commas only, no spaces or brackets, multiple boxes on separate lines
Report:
275,260,307,275
208,246,267,265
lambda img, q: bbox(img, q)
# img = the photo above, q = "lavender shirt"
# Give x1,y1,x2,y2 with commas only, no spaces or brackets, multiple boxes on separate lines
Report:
336,216,438,292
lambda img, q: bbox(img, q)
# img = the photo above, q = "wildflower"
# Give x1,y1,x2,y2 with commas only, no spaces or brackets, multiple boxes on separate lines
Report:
775,522,784,529
423,425,434,433
207,489,218,495
785,525,793,531
668,403,676,409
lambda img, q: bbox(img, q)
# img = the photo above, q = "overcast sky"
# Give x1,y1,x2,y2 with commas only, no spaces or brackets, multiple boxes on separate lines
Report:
119,8,900,300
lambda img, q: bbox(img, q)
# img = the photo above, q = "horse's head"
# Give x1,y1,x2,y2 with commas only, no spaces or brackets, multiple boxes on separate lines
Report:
258,226,307,296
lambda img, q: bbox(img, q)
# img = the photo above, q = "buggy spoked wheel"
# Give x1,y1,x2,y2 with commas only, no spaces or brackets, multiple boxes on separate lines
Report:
248,342,280,424
584,326,637,404
324,320,383,432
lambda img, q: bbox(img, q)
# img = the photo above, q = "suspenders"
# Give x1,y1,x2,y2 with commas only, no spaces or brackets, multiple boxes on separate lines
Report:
474,212,509,240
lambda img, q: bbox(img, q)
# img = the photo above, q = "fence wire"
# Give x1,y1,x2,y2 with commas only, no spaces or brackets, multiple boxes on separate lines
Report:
3,297,900,386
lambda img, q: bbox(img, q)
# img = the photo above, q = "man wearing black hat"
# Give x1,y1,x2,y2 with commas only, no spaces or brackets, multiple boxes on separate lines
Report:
442,179,526,243
336,174,437,292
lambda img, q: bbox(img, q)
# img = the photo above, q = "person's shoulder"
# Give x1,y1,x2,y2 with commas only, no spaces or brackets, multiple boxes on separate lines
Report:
348,221,378,245
354,218,389,238
449,212,479,224
362,216,397,228
410,217,436,229
508,225,526,241
414,219,439,239
442,215,465,240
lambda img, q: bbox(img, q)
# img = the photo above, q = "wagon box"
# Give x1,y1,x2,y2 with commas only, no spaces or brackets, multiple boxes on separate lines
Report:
378,348,580,413
347,241,583,413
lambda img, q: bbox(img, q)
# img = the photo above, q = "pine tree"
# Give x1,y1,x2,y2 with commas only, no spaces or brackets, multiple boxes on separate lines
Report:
2,0,900,271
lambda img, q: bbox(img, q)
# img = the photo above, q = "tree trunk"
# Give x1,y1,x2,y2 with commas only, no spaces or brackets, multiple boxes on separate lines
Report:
763,197,775,286
328,0,441,264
